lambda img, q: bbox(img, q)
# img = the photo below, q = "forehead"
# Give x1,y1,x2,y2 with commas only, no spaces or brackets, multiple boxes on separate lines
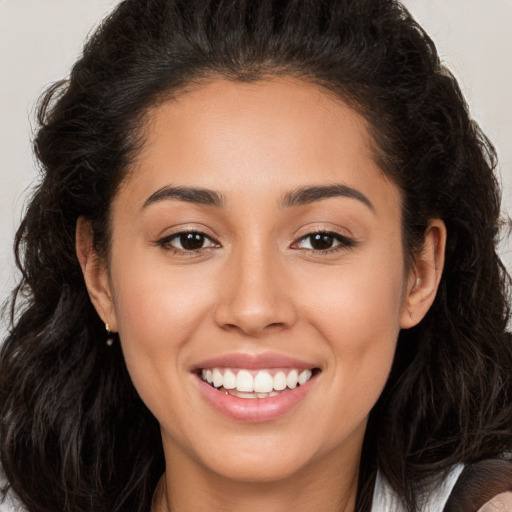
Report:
120,77,399,213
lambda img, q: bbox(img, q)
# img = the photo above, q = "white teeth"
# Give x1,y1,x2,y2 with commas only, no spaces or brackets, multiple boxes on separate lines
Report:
287,369,299,389
273,371,287,390
222,370,236,390
212,368,223,388
298,369,312,385
255,391,280,398
254,371,274,393
201,367,315,396
229,390,258,399
236,370,254,392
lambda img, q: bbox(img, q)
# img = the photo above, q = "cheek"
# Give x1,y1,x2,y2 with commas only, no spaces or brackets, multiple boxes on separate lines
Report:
107,251,218,408
293,254,405,413
297,256,405,348
111,250,217,340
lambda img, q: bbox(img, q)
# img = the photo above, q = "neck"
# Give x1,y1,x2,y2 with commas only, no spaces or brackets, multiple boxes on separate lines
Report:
152,442,361,512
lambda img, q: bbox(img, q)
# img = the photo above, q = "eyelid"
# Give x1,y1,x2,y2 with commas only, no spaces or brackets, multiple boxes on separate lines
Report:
154,223,220,242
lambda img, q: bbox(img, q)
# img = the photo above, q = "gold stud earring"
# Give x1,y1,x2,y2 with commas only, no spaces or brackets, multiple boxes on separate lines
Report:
105,322,114,346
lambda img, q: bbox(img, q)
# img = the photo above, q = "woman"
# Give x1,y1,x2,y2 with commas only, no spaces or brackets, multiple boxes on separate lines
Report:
1,0,511,511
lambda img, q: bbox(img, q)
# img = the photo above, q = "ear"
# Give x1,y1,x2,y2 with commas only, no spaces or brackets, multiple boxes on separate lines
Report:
400,219,446,329
76,217,117,332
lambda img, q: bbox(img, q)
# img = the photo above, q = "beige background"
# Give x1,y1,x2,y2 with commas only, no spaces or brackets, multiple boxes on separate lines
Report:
1,0,511,336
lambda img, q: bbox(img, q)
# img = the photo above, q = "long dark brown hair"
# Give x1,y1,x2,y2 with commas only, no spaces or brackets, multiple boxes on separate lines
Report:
1,1,511,511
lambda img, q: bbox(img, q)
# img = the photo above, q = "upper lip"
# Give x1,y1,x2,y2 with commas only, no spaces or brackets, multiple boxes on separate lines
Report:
192,352,319,371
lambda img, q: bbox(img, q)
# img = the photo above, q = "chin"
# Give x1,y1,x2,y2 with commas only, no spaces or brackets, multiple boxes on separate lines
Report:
204,449,313,484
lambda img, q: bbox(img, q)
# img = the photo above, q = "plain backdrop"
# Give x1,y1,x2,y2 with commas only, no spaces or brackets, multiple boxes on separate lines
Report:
1,0,511,337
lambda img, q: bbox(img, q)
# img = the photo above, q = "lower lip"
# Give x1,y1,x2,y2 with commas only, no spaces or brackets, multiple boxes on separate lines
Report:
196,374,316,422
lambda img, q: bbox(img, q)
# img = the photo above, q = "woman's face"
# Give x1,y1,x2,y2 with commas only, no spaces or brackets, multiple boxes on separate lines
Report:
82,78,443,484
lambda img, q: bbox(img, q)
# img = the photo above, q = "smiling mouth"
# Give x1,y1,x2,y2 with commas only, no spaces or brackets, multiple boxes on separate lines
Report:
199,367,320,399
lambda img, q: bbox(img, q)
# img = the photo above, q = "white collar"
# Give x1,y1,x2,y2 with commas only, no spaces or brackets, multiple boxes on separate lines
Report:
371,464,464,511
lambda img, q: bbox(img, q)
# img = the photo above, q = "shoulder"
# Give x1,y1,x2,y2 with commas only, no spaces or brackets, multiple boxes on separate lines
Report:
477,492,512,512
0,470,27,512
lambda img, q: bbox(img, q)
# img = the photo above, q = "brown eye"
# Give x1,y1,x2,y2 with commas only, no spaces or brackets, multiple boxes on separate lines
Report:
157,231,219,252
309,233,336,250
179,233,207,250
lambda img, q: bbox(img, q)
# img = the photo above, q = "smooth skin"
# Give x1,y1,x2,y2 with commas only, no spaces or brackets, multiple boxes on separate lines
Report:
77,78,446,512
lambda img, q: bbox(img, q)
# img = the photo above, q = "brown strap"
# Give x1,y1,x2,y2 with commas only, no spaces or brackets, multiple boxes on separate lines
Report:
443,458,512,512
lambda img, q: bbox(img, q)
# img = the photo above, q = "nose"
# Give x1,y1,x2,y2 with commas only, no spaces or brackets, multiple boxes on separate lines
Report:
214,245,297,337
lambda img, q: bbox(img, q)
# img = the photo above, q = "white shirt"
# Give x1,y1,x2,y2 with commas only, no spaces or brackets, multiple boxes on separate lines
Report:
370,465,464,511
0,478,27,512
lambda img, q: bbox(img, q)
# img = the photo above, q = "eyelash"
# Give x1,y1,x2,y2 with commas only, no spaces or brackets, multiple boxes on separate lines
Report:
155,230,356,255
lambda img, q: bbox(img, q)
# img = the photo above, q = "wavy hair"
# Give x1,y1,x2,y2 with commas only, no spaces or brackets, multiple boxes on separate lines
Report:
1,1,511,511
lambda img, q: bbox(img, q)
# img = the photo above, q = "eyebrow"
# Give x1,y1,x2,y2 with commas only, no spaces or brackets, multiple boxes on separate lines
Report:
141,183,373,212
141,185,224,210
280,184,374,211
